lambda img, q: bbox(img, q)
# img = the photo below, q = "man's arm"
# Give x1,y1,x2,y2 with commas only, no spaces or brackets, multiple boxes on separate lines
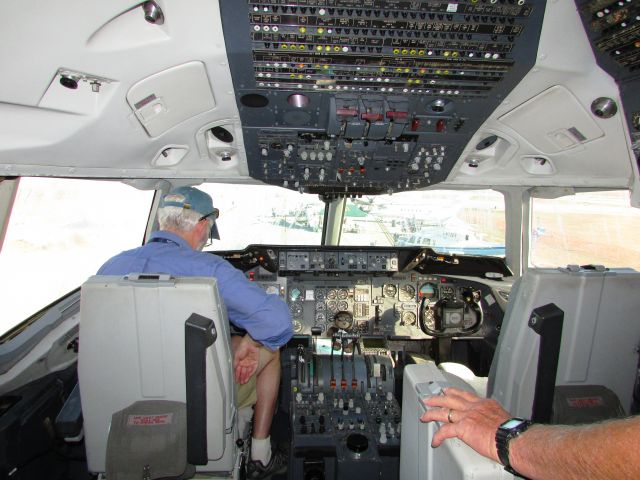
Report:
509,416,640,480
420,387,640,480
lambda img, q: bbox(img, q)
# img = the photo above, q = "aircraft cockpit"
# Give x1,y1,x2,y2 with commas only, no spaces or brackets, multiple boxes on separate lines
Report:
0,0,639,479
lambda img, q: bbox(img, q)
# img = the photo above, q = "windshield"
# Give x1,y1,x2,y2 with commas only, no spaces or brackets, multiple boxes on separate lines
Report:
200,184,505,253
199,183,325,250
340,189,505,255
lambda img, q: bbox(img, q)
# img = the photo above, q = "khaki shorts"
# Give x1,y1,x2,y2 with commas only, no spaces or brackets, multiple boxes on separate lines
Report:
234,342,273,409
236,372,257,409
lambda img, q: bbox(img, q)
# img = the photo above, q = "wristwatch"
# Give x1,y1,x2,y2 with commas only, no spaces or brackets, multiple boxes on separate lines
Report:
495,418,532,477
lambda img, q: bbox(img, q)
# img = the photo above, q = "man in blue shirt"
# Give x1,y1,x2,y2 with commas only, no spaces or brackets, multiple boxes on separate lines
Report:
98,186,293,479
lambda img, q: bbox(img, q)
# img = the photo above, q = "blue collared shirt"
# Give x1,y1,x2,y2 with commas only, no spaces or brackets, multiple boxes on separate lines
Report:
97,231,293,350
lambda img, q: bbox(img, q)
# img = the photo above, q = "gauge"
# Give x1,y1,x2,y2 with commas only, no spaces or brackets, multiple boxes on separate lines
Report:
401,311,417,326
315,312,326,323
315,301,326,311
265,285,280,295
441,285,455,299
399,284,416,301
327,300,338,313
289,287,302,302
315,288,326,301
418,283,437,299
327,289,337,300
289,302,303,317
423,308,436,332
383,284,397,298
334,311,354,330
292,320,303,333
337,288,349,300
337,301,349,311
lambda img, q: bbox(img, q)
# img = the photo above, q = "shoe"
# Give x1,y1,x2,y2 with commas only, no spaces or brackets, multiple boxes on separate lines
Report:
245,448,288,479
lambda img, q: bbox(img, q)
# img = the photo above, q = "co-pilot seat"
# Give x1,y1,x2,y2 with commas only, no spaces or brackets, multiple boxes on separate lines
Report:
78,274,241,479
400,266,640,479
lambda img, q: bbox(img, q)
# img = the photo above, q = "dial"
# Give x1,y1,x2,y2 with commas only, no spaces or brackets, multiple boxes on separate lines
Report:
289,302,303,317
418,283,437,299
315,288,326,301
327,300,338,313
316,301,326,311
327,289,338,300
337,300,349,311
334,311,354,330
399,284,416,301
315,312,326,323
337,288,349,300
383,284,398,298
292,320,303,333
401,311,417,326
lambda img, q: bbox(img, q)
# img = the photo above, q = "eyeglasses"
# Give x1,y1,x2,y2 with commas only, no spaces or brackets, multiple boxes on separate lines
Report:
198,208,219,222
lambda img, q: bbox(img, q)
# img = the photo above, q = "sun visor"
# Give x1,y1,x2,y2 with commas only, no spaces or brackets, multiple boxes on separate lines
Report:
127,62,216,138
499,86,604,154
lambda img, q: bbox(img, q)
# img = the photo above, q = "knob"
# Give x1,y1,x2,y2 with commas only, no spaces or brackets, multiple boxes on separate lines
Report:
261,148,268,157
318,392,325,403
386,392,393,401
379,432,388,444
338,399,344,409
296,392,303,403
348,398,354,409
365,392,371,402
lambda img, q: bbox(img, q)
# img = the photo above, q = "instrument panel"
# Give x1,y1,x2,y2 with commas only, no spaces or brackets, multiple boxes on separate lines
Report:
239,246,510,340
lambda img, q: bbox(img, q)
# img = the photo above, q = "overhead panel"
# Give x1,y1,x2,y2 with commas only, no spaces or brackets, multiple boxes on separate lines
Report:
220,0,547,196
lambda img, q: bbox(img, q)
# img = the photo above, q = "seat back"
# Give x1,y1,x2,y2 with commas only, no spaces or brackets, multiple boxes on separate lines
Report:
78,274,238,475
488,267,640,418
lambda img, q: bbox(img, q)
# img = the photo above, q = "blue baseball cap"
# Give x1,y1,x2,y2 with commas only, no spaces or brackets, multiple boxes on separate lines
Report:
160,186,220,240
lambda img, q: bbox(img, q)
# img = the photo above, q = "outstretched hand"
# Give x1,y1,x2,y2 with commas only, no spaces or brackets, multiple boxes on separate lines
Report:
233,335,260,384
420,387,511,463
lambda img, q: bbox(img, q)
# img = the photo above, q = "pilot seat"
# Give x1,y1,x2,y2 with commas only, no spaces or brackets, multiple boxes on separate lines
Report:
78,274,242,479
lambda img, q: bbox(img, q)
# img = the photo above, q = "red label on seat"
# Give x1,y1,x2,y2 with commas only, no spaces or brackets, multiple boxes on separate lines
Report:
127,413,174,426
566,396,604,408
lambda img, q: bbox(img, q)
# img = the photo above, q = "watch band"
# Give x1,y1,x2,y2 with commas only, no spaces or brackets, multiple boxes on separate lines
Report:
495,418,532,477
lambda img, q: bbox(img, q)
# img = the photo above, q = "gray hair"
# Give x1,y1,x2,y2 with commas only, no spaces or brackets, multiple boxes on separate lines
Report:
157,206,202,233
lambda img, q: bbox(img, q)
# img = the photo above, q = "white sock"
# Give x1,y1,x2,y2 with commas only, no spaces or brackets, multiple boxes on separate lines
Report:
251,436,272,466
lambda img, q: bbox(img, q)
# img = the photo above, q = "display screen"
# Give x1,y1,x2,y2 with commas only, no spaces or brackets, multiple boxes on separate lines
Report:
362,338,386,349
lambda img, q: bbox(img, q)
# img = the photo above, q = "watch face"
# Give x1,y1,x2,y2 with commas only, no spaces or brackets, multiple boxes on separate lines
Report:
501,418,527,430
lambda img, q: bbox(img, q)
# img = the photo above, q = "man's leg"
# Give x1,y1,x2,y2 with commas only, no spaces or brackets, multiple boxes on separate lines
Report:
252,347,280,439
231,337,287,477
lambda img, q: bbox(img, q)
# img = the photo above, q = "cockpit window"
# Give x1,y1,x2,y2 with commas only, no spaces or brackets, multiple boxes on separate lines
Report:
340,190,505,256
530,191,640,270
0,178,153,336
199,183,324,250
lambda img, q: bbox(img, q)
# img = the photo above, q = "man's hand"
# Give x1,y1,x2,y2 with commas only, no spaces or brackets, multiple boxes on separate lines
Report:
233,335,260,384
420,387,511,463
